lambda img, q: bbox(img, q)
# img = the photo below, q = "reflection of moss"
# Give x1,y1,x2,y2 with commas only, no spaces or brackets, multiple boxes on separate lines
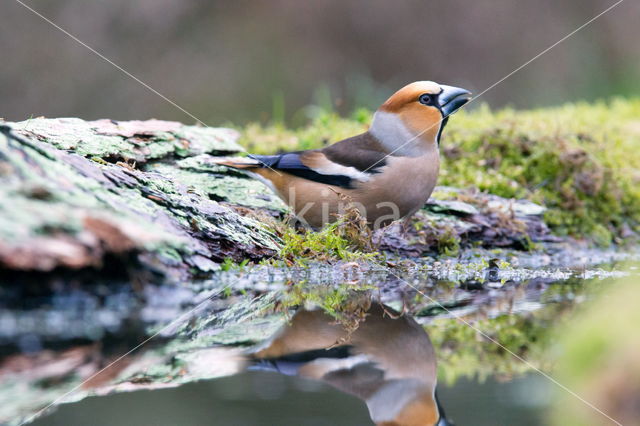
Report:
279,283,376,334
273,282,575,386
428,307,568,385
239,100,640,244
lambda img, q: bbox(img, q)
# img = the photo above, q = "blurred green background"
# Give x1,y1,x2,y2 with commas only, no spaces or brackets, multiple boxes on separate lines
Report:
1,0,638,125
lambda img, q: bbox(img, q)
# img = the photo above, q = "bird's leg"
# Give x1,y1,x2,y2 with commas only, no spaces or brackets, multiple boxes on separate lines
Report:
400,216,414,238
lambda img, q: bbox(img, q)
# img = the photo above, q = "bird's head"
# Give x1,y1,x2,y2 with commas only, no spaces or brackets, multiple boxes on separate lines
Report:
370,81,471,155
367,376,455,426
372,386,453,426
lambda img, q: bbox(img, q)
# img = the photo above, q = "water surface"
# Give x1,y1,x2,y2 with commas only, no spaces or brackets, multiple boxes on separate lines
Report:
3,249,636,425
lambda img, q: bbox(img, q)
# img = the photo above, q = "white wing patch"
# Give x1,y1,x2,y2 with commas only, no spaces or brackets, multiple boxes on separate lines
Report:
311,160,372,182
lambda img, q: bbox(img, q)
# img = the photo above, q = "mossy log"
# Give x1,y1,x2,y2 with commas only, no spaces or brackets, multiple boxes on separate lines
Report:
0,118,284,281
0,117,563,282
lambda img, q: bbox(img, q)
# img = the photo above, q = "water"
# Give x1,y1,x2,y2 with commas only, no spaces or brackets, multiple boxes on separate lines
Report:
2,249,636,425
30,373,549,426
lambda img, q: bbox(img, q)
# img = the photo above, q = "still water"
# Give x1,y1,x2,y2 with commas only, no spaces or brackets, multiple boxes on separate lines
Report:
31,299,552,425
33,372,549,425
3,250,635,425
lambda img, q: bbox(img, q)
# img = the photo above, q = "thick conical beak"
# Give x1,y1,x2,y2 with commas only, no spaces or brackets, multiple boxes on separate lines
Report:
439,85,472,116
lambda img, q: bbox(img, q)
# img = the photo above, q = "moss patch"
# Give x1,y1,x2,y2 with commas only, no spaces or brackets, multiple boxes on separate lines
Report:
271,205,380,266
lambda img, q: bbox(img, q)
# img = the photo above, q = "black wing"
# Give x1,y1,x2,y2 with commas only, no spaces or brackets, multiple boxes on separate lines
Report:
249,152,354,188
249,345,355,376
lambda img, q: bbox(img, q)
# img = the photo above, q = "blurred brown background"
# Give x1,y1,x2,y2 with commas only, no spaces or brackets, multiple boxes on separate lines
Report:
1,0,638,125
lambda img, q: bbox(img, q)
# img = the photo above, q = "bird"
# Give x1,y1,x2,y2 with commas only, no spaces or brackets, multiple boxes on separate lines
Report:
250,302,453,426
215,81,471,229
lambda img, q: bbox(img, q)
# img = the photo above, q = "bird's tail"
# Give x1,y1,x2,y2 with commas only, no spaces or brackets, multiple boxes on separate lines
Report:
210,156,262,169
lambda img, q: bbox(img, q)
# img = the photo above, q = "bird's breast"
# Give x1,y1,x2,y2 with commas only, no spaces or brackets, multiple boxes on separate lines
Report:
255,150,440,228
356,151,440,216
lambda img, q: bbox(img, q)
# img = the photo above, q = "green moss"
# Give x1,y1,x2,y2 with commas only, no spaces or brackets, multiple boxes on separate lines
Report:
219,257,249,271
414,216,461,256
239,99,640,244
275,215,380,265
439,100,640,243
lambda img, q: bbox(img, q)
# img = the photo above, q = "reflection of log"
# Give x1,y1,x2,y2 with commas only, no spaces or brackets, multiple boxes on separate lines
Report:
0,118,285,281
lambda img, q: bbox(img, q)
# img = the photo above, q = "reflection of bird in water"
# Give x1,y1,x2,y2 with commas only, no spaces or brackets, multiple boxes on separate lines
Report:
250,303,453,426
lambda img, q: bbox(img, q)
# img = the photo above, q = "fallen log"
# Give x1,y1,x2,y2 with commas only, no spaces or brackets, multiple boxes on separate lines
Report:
0,118,283,282
0,117,560,283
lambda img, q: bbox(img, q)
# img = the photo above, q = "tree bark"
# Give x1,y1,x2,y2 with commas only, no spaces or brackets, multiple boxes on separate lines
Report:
0,118,284,282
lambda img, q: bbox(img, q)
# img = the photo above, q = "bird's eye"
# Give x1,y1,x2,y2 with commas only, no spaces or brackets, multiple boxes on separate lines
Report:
419,94,435,106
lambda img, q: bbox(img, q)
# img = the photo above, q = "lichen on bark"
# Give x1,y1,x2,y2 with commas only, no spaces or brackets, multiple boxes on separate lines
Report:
0,118,280,280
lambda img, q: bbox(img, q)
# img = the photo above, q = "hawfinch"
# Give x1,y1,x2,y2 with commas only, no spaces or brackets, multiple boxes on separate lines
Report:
216,81,470,229
251,303,452,426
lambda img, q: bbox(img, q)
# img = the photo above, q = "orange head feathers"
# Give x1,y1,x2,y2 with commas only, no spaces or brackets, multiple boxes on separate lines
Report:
371,81,471,155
